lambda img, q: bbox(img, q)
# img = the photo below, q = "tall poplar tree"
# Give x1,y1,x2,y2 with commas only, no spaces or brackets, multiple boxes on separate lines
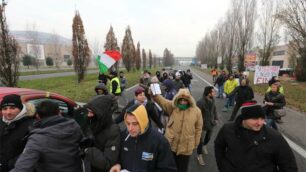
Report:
104,25,119,71
0,3,19,87
121,26,135,72
148,49,152,69
135,42,141,70
142,49,147,70
72,10,90,83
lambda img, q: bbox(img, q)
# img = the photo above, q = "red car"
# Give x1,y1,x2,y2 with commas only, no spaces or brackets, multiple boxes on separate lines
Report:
0,87,79,117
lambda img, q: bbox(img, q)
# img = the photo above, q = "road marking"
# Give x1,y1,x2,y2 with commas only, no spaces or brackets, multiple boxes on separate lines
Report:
283,135,306,159
192,69,306,159
126,84,138,92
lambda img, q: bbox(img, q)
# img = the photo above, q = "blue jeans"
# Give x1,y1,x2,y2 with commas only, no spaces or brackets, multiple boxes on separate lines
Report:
217,85,224,98
266,118,278,130
225,95,235,108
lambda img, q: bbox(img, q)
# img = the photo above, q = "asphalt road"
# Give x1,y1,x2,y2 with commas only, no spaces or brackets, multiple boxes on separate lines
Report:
119,67,306,172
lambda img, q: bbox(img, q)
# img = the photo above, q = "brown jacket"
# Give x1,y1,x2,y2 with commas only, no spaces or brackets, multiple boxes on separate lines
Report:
154,89,203,155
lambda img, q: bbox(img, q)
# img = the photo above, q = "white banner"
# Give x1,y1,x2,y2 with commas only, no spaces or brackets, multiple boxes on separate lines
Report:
254,66,280,84
201,64,207,69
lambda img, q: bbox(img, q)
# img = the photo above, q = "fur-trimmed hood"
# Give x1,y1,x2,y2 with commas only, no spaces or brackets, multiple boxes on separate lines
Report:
172,88,196,107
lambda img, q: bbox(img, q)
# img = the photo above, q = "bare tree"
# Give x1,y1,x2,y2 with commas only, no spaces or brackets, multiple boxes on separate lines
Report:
234,0,257,72
50,30,63,69
72,10,90,83
257,0,280,66
26,23,43,70
0,3,19,86
277,0,306,81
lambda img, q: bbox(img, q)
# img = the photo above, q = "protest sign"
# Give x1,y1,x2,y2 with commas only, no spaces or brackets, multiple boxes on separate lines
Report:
254,66,280,84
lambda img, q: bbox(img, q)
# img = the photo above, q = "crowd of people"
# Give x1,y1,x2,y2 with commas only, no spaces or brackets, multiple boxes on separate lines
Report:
0,67,298,172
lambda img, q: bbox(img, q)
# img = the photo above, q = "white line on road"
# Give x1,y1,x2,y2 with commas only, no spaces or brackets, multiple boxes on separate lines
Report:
192,69,306,159
283,135,306,159
125,84,138,92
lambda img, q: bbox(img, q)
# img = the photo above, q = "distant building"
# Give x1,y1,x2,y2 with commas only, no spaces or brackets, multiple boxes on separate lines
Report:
13,31,73,67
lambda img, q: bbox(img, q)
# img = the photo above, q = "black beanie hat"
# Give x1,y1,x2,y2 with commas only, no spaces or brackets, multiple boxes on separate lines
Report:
240,102,265,120
1,94,23,110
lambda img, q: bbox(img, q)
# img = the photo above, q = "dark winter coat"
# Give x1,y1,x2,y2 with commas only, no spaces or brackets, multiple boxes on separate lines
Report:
98,73,108,85
196,96,218,131
214,116,298,172
214,74,226,86
119,126,177,172
264,91,286,119
172,79,185,92
115,99,164,129
162,79,177,100
11,115,83,172
84,95,121,172
228,85,254,105
0,103,35,172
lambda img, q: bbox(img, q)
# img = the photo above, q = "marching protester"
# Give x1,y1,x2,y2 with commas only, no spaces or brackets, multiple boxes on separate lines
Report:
214,70,226,98
98,72,108,85
153,88,203,172
222,74,238,112
94,83,118,114
263,82,286,129
115,87,164,130
11,101,83,172
83,95,121,172
182,69,193,91
211,68,218,82
0,94,35,172
109,71,122,97
267,76,284,95
228,78,254,121
196,86,218,166
162,79,177,100
214,102,298,172
109,104,177,172
119,71,128,104
173,72,185,92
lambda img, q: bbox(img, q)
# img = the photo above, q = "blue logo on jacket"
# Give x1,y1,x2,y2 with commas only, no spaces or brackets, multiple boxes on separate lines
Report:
142,152,153,161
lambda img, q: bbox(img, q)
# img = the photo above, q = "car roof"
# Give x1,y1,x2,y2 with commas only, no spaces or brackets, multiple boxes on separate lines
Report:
0,87,77,107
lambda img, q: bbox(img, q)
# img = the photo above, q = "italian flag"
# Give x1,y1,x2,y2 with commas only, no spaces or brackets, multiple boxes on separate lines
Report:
96,50,122,73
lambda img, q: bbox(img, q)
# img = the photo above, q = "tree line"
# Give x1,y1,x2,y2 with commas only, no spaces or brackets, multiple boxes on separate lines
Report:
196,0,306,81
0,6,175,86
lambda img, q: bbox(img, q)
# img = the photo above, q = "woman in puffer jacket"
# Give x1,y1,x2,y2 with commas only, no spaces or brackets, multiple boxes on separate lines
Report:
153,88,203,172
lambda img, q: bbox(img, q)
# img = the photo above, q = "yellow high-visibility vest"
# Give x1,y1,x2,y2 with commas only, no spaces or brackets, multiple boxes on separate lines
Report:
110,77,121,94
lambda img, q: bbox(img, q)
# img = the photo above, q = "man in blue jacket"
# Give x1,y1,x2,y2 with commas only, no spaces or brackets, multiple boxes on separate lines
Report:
110,104,176,172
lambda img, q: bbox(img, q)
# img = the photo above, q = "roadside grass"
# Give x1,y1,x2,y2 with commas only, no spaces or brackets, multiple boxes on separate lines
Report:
19,68,98,76
195,67,306,113
18,68,160,103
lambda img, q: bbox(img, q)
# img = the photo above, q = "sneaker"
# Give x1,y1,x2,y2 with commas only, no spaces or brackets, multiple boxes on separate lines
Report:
222,108,228,112
197,154,206,166
203,145,208,155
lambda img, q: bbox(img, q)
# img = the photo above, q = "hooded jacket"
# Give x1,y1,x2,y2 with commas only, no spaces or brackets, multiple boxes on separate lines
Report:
214,115,298,172
0,103,35,172
84,95,120,172
154,89,203,155
119,105,177,172
11,115,83,172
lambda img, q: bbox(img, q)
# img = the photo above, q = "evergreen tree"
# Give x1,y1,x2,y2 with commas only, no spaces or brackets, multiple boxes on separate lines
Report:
22,55,33,68
135,42,141,70
0,4,19,87
142,49,147,70
104,25,119,71
46,57,54,66
121,26,135,72
72,10,90,83
149,49,152,69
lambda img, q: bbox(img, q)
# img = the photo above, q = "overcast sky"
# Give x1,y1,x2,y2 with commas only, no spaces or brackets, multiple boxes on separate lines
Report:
6,0,231,57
